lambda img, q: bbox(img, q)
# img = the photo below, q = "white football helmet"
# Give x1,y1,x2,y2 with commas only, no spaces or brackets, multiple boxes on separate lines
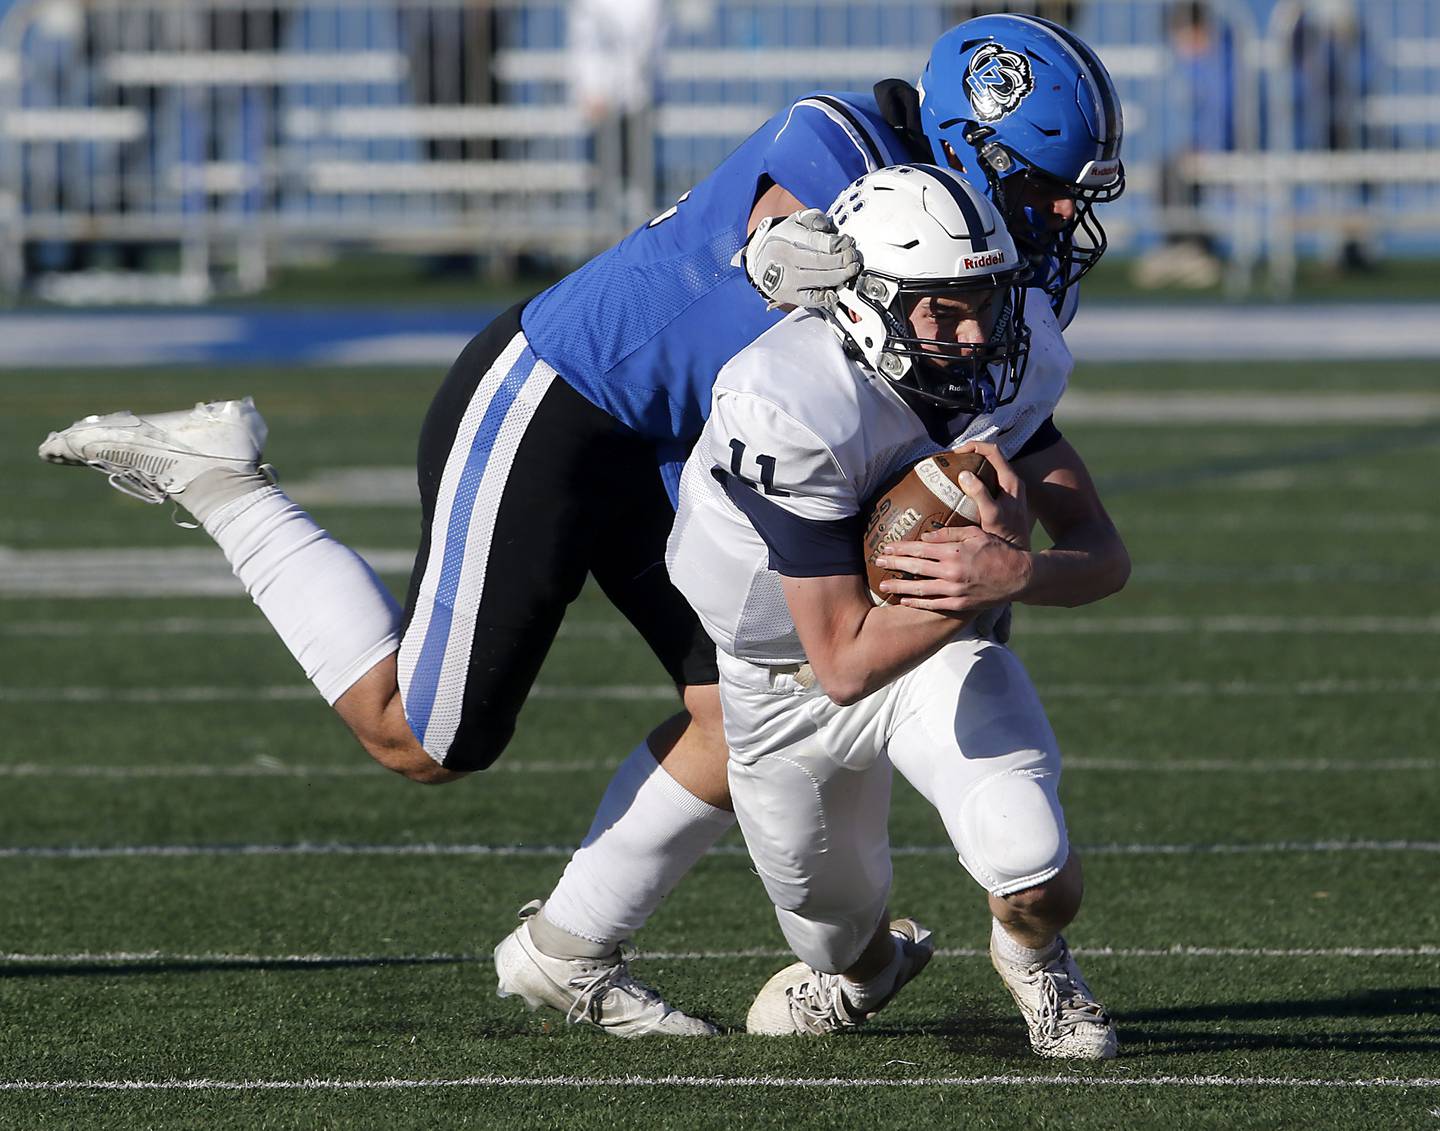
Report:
827,164,1031,413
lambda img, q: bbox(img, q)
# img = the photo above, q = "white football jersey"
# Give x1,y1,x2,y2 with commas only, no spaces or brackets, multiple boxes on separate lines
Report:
667,290,1072,664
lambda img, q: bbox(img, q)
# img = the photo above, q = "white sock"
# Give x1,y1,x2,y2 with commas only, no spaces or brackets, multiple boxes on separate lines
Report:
991,918,1061,967
541,741,737,948
178,466,272,525
842,934,902,1012
202,486,401,704
528,907,615,960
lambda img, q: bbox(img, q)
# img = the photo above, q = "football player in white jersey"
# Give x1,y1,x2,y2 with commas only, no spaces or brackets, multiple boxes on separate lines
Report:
667,164,1130,1056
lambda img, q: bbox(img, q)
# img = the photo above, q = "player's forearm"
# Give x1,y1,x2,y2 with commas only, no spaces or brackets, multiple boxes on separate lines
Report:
1016,519,1130,608
746,182,806,237
784,568,974,706
809,603,971,706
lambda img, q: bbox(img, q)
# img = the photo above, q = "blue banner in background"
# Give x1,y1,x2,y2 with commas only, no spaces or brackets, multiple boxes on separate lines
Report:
5,303,1440,368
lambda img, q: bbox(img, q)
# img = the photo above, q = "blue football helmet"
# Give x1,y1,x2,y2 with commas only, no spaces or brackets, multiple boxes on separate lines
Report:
917,14,1125,307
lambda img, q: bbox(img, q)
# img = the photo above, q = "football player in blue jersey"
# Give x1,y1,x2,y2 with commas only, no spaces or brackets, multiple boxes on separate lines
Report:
38,14,1122,1038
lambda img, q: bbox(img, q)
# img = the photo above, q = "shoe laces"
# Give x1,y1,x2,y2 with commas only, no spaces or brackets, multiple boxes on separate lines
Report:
1027,947,1110,1038
786,971,864,1034
562,948,663,1028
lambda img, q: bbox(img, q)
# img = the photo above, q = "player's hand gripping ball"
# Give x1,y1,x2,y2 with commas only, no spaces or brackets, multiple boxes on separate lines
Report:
863,451,999,605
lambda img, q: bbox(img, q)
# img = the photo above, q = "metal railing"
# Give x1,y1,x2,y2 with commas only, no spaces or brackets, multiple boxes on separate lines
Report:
0,0,1434,300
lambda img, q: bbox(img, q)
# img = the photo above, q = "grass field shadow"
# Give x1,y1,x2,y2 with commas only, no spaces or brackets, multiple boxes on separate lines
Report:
1119,986,1440,1054
924,997,1035,1059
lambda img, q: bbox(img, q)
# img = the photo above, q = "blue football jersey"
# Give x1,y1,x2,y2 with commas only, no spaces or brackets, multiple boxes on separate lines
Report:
520,92,920,497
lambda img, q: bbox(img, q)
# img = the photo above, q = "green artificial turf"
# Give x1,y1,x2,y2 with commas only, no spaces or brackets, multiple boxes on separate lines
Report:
1,361,1437,1129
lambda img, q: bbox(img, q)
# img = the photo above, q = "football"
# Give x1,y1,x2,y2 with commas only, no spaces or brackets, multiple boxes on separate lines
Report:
862,450,998,605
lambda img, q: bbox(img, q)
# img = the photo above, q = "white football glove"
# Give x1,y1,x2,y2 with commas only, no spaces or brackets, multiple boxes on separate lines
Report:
741,208,860,311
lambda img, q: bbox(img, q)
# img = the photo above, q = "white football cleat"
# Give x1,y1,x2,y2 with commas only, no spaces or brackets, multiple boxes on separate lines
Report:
38,398,268,504
745,918,934,1036
990,934,1118,1059
493,901,719,1038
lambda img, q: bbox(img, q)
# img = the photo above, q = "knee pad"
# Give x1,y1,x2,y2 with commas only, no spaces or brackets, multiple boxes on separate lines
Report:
956,768,1068,896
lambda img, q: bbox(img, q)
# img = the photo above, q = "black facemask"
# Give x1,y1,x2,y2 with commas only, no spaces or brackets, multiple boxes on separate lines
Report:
849,274,1033,414
991,159,1126,311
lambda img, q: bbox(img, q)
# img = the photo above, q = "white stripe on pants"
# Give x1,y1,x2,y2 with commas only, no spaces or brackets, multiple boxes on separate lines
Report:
397,333,556,760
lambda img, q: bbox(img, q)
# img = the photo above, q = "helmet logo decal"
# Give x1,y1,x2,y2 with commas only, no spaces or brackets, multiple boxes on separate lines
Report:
963,249,1008,270
964,43,1035,123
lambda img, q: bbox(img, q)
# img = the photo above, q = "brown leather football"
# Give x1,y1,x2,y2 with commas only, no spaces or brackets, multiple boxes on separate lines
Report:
862,450,998,605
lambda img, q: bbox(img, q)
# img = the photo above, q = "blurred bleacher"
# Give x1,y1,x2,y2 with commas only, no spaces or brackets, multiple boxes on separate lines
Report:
0,0,1436,303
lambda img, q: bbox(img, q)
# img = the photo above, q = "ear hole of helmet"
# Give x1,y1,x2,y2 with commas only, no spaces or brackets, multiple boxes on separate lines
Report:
859,274,896,305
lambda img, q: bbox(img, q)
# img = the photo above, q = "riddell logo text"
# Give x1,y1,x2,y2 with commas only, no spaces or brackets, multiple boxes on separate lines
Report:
964,250,1007,269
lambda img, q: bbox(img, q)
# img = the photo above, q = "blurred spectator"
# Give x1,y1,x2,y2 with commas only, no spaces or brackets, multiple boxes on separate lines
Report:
1134,1,1235,289
404,3,501,277
569,0,666,228
22,2,292,293
406,2,501,162
941,4,1080,27
1291,0,1376,273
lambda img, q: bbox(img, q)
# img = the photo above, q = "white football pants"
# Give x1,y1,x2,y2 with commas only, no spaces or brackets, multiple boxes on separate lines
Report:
722,636,1069,974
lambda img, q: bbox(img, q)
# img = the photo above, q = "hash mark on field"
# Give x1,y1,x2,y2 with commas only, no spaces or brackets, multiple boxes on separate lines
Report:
1,839,1436,860
4,677,1440,704
1,1074,1437,1092
3,945,1436,965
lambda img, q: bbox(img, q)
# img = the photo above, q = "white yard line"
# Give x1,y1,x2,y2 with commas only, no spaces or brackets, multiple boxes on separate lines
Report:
1035,678,1440,698
0,687,317,703
0,760,608,778
0,755,1434,779
1,840,1435,861
1063,304,1440,365
7,614,1440,638
2,945,1435,965
1130,563,1440,583
1059,390,1440,422
1017,615,1440,636
0,1073,1435,1092
1058,756,1438,772
1120,513,1440,533
0,617,273,637
0,547,416,598
3,545,1438,598
2,677,1437,705
1058,840,1440,856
